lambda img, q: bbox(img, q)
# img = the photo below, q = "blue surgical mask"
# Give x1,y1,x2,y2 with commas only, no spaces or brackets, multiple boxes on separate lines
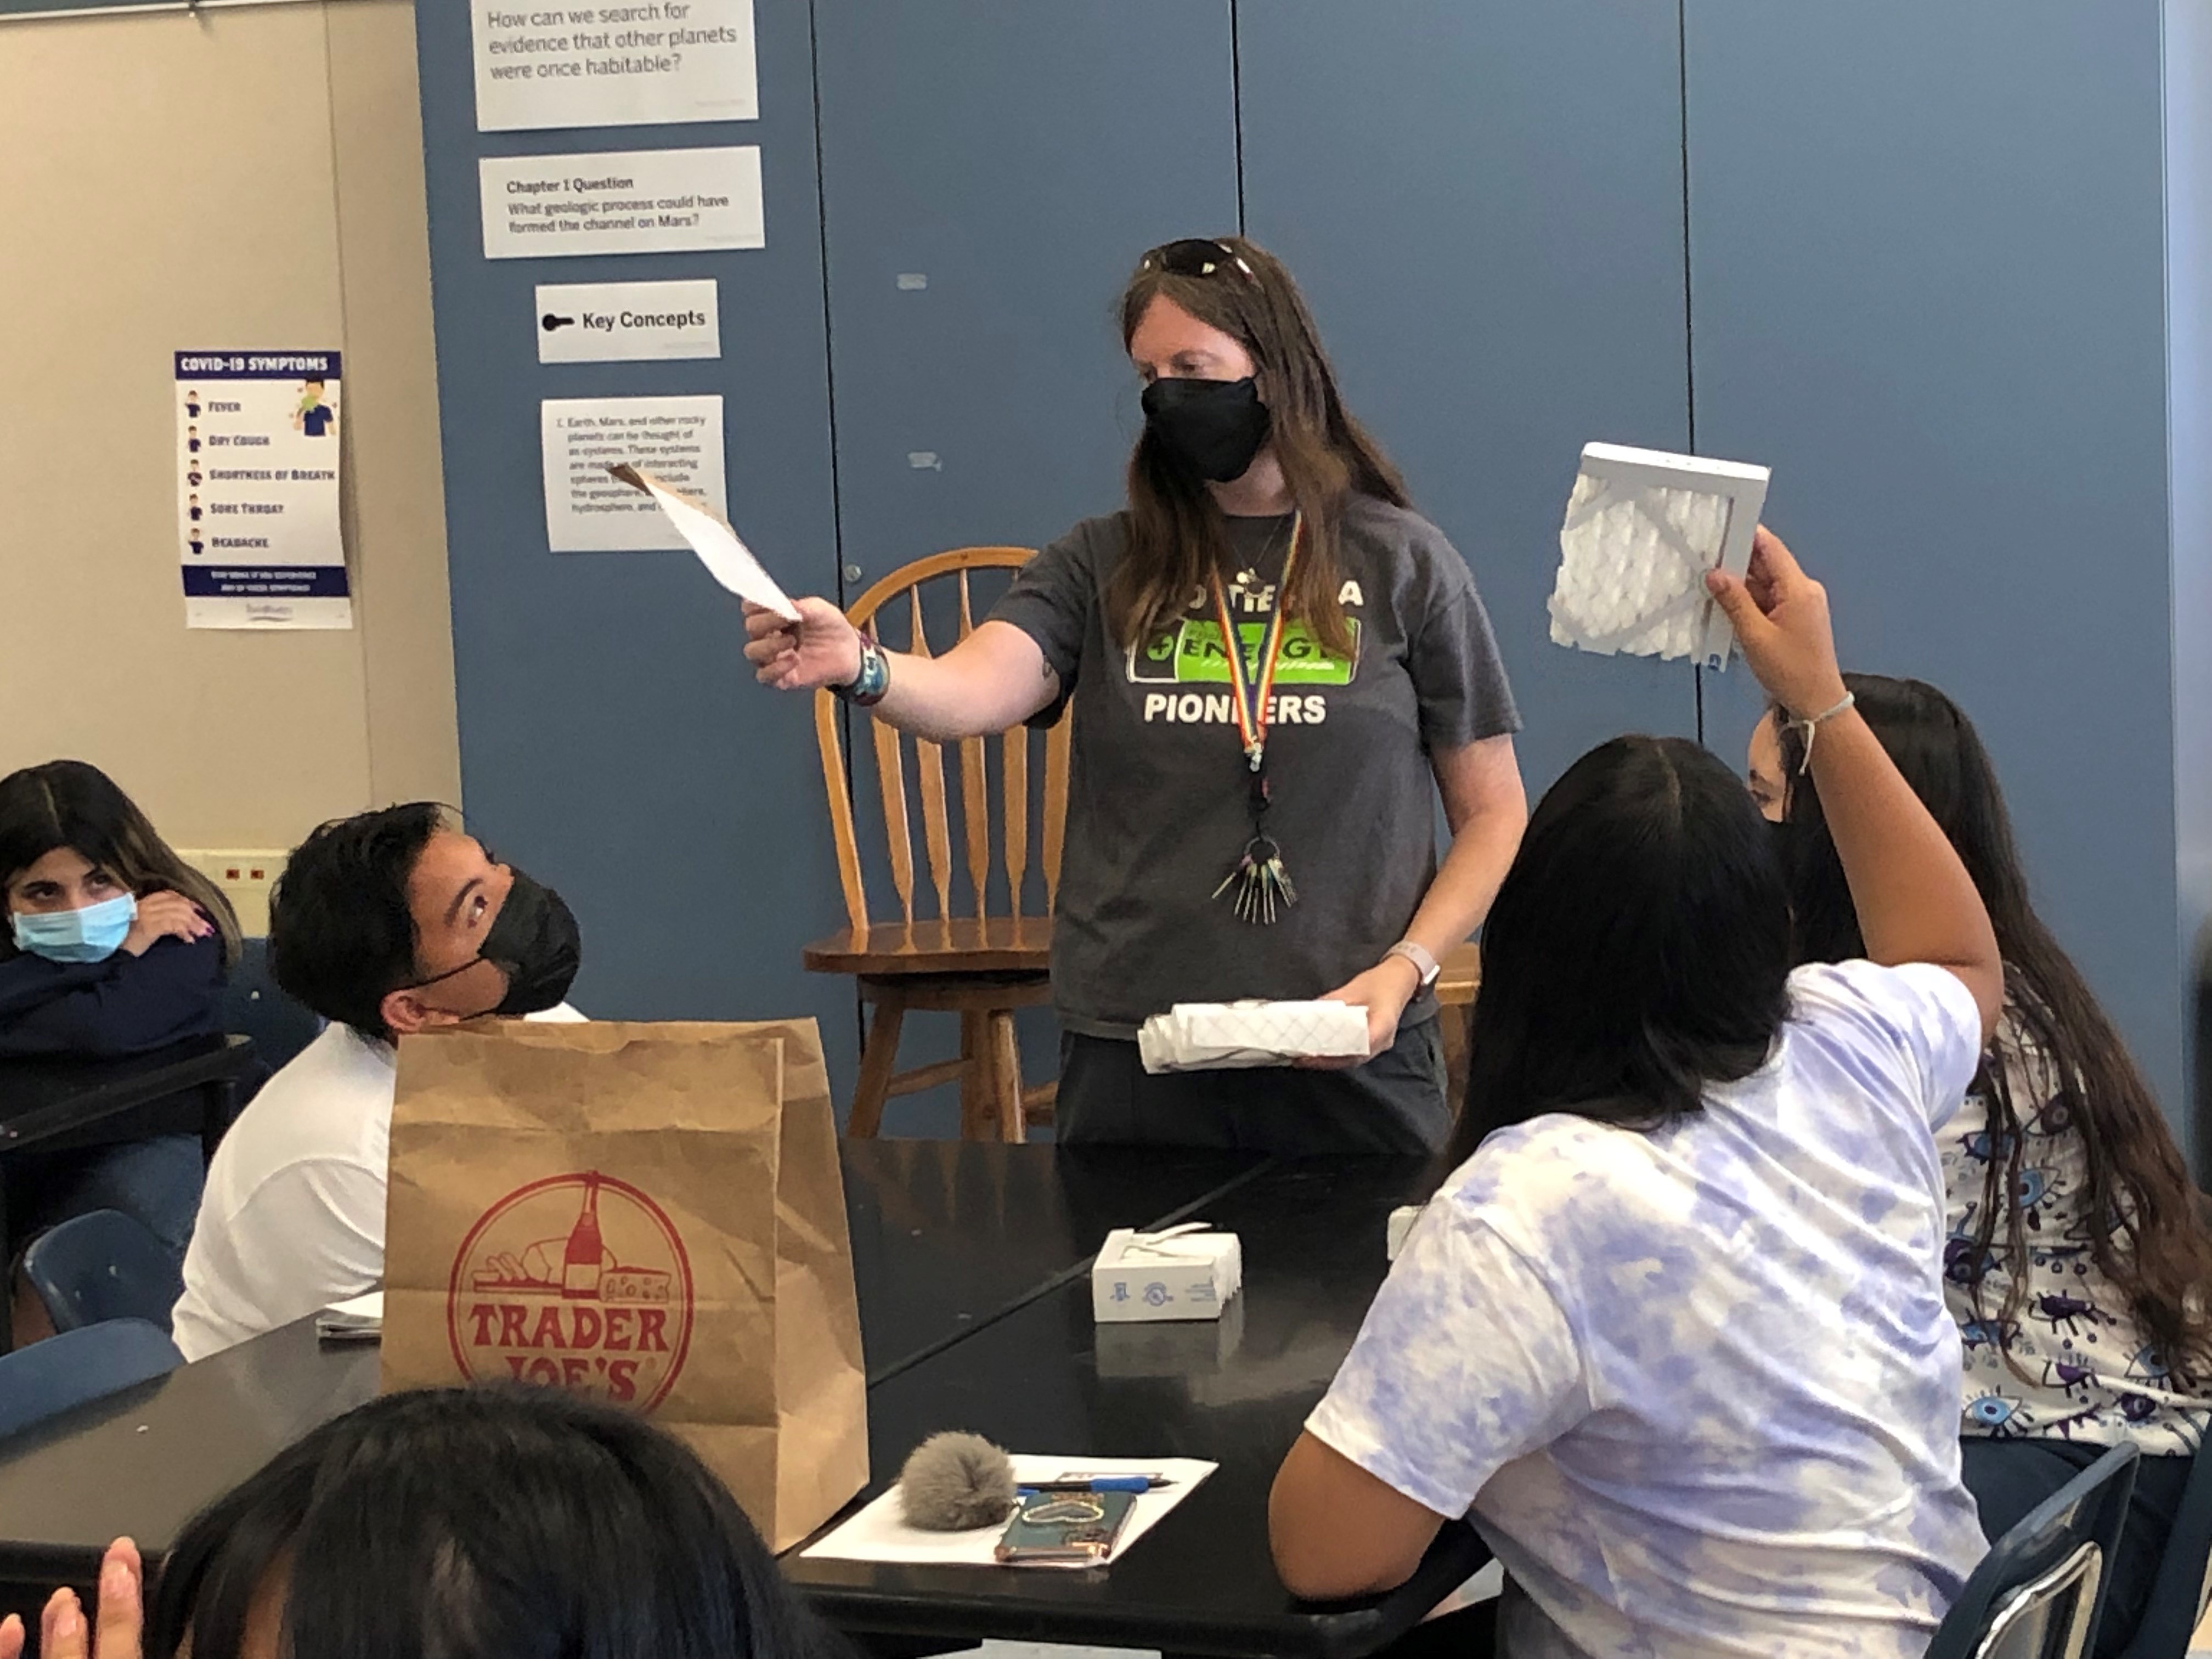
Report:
10,893,138,963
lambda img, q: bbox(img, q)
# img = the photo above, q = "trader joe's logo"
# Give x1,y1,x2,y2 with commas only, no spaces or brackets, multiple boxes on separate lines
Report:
446,1171,693,1410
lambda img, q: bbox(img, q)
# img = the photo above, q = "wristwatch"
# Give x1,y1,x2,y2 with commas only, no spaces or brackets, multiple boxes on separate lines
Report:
834,634,890,708
1386,940,1440,990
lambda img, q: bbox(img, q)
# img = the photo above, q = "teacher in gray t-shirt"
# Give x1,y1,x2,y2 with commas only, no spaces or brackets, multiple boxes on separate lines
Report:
746,236,1526,1154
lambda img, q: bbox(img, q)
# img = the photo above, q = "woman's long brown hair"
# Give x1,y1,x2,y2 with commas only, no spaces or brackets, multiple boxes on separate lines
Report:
1110,236,1407,656
1780,674,2212,1387
0,759,242,965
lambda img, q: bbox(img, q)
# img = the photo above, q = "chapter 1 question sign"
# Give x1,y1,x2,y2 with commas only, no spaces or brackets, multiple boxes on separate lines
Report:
472,0,756,131
481,146,763,258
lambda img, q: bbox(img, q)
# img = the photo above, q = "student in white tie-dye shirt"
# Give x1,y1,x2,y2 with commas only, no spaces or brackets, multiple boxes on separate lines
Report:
1271,528,2001,1657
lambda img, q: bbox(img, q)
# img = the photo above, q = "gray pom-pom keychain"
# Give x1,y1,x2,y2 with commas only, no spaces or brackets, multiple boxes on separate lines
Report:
898,1431,1018,1531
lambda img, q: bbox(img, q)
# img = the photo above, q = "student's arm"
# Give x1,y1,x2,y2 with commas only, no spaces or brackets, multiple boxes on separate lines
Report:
0,935,222,1057
1271,1434,1453,1599
1707,530,2002,1040
1270,1207,1583,1599
744,602,1058,743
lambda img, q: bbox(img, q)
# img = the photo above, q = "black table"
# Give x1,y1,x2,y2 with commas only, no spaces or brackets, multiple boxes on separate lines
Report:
789,1156,1481,1659
0,1141,1265,1609
844,1139,1269,1383
0,1036,258,1351
0,1144,1474,1657
0,1034,255,1158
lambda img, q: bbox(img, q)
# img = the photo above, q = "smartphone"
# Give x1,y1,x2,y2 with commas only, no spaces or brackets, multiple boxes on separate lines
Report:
993,1489,1137,1567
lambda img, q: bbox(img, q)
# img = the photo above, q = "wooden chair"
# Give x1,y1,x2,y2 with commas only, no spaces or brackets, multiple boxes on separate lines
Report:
803,548,1068,1142
1436,942,1482,1105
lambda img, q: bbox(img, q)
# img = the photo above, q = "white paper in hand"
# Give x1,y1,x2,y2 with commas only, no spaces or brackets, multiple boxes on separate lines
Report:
609,464,799,620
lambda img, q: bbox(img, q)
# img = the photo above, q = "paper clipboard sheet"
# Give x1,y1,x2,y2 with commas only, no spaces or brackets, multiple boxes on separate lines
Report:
608,463,799,619
799,1454,1216,1567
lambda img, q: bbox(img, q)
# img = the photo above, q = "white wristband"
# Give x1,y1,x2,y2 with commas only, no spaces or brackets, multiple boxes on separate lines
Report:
1787,691,1857,774
1386,940,1441,990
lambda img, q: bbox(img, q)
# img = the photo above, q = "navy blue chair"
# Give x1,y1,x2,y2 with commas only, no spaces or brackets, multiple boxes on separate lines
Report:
2116,1437,2212,1659
0,1320,181,1441
21,1209,183,1335
218,936,321,1108
1928,1441,2140,1659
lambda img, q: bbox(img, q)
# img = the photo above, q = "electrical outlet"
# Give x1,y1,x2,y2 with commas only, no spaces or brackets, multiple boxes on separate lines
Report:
177,848,288,938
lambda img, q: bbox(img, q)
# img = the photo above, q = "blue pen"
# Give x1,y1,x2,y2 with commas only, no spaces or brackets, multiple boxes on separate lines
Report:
1019,1475,1173,1494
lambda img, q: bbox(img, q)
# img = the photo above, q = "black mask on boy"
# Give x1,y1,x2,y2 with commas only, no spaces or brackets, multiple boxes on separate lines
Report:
1140,376,1271,483
409,869,582,1016
478,871,582,1015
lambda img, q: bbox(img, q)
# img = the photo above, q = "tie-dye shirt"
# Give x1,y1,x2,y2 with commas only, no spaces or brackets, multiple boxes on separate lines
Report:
1309,961,1990,1658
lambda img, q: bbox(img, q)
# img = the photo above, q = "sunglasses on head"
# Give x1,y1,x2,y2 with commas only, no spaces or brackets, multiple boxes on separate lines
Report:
1140,238,1256,281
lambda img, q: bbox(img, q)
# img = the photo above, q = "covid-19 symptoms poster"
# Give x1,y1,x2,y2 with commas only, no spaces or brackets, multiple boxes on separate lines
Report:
176,351,352,630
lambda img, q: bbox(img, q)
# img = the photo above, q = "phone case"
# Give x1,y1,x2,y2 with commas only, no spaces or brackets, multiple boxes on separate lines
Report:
992,1490,1138,1567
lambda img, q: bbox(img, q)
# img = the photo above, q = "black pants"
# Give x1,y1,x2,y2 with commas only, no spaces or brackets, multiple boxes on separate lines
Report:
1961,1437,2194,1658
1054,1017,1451,1155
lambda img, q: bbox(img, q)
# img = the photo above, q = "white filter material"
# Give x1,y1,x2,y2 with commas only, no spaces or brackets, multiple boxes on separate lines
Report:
1549,473,1737,662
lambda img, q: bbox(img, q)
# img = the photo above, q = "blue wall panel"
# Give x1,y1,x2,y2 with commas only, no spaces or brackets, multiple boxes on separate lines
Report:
809,2,1240,1132
413,0,856,1087
811,1,1240,583
1235,0,1698,800
1683,0,2181,1114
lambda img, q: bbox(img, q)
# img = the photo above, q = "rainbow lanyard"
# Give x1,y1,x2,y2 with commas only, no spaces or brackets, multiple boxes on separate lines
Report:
1207,515,1301,773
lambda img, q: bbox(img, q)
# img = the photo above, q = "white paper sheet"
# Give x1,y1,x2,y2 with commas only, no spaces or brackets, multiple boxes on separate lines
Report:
472,0,758,133
800,1455,1217,1567
479,147,764,260
542,396,725,553
610,464,798,618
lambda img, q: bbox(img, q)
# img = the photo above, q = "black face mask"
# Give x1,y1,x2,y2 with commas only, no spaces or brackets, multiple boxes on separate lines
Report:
1140,375,1271,483
413,868,582,1017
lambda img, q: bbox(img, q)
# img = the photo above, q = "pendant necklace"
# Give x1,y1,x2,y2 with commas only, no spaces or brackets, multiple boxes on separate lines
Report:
1208,514,1301,924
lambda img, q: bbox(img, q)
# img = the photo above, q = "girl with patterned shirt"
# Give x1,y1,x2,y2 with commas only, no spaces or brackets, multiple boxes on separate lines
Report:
1754,672,2212,1656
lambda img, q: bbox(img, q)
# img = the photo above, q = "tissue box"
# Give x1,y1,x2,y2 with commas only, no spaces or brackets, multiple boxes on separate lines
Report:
1386,1205,1425,1262
1137,1001,1370,1074
1092,1225,1242,1323
1549,442,1771,672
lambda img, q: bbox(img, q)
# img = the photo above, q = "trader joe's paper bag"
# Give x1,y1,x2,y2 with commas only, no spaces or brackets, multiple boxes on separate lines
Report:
381,1019,867,1549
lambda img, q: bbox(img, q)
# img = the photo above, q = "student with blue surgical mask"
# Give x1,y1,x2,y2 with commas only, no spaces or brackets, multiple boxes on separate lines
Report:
0,760,241,1322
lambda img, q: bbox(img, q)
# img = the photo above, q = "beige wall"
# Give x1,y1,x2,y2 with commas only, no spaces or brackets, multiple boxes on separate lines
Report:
0,0,459,849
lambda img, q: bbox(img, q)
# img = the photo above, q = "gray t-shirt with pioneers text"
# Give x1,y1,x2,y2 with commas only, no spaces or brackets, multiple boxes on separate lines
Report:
990,496,1520,1039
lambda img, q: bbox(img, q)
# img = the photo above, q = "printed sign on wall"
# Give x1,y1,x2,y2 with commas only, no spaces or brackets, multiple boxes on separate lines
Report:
541,393,724,551
480,147,763,259
536,278,720,362
176,351,352,630
472,0,757,132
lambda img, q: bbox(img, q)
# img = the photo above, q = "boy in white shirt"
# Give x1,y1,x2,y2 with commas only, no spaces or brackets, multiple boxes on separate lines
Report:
172,804,583,1361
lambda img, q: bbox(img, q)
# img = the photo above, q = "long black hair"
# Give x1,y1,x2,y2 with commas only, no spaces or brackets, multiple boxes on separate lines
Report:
147,1386,847,1659
1448,735,1793,1163
1779,672,2212,1387
0,759,240,964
